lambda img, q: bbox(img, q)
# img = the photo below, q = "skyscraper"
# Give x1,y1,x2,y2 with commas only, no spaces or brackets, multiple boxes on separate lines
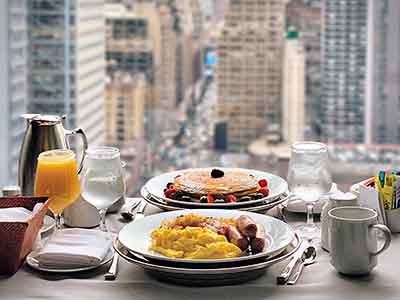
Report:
365,0,400,144
319,0,368,143
282,30,305,145
217,0,286,151
28,0,105,145
105,72,146,145
0,0,28,186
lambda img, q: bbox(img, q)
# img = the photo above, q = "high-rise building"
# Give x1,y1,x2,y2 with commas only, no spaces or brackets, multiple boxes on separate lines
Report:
282,31,305,145
286,0,321,138
0,0,28,186
366,0,400,144
28,0,105,145
217,0,286,151
319,0,368,143
105,72,146,145
105,2,177,135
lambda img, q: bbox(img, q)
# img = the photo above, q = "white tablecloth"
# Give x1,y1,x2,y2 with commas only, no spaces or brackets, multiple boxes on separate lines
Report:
1,201,398,300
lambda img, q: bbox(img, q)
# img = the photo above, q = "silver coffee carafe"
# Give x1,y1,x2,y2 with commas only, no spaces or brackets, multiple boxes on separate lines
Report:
18,114,88,195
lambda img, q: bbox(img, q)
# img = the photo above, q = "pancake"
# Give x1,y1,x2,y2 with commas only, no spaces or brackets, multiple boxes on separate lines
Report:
173,169,258,198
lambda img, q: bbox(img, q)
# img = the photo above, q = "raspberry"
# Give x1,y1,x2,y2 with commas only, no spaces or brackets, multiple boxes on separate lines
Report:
207,194,215,203
258,179,268,187
164,188,176,198
258,187,269,197
226,195,237,203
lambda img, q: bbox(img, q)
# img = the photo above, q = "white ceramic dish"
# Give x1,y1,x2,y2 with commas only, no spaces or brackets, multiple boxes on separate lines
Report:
143,168,288,208
118,209,295,265
141,187,290,212
26,248,114,273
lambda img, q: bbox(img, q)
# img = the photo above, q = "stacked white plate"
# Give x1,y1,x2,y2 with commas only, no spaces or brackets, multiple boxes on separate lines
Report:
141,168,289,212
115,209,299,286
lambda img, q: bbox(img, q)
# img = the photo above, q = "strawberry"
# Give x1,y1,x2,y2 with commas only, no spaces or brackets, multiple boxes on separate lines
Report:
258,179,268,188
258,187,269,197
164,188,176,198
207,194,215,203
226,195,237,203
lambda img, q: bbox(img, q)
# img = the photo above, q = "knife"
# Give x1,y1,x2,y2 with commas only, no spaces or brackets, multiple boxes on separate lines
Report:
133,199,147,221
276,241,309,285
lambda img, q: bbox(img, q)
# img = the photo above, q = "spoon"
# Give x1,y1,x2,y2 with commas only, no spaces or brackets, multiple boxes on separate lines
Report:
120,198,141,221
287,245,317,285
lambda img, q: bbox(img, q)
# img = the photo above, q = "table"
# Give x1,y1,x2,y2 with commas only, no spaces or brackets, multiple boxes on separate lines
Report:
1,202,398,300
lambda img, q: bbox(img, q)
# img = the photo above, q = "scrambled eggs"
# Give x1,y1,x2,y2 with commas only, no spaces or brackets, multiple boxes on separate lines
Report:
149,226,241,259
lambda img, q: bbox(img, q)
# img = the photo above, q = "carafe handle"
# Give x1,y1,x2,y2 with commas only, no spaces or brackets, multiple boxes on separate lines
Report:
65,128,88,174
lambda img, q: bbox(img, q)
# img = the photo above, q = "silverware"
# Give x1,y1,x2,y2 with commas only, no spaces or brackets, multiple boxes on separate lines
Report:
287,245,317,285
133,200,147,221
104,252,119,280
120,198,141,220
276,241,309,284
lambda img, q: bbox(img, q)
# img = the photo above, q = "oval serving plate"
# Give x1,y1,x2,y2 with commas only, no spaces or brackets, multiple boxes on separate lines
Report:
113,234,300,286
143,168,288,208
118,209,295,265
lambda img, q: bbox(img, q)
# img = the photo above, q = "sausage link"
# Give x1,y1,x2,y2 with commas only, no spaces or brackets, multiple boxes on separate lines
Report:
227,225,249,251
236,215,258,238
250,224,266,254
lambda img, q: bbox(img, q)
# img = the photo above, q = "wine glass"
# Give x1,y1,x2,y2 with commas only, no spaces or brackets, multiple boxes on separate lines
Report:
80,146,125,232
287,142,332,242
34,149,80,229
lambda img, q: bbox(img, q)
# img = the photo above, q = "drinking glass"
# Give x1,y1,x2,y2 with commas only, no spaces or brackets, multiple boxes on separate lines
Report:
34,149,80,229
287,142,332,241
80,146,125,232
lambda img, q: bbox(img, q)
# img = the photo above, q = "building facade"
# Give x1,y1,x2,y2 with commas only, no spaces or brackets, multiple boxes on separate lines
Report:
217,0,286,151
105,72,146,145
319,0,368,143
282,31,305,145
365,0,400,144
28,0,105,145
0,0,28,186
286,0,321,138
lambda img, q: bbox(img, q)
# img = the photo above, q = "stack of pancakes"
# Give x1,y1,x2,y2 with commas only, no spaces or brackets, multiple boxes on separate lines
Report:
173,169,258,199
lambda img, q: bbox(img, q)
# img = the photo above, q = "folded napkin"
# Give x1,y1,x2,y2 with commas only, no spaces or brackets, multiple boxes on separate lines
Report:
36,229,112,268
0,203,43,222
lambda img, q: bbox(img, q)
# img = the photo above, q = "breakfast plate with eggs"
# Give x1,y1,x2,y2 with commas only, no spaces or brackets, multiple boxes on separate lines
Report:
118,209,295,265
142,168,288,208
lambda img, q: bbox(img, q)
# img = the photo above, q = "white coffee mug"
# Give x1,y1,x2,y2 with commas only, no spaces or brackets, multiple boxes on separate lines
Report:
328,206,391,275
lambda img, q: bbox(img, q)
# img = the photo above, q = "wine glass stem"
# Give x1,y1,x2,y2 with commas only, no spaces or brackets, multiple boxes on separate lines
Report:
306,203,314,226
55,214,62,230
99,209,108,232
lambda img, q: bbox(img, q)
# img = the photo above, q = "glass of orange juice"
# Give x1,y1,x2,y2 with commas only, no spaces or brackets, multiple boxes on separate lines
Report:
34,149,80,229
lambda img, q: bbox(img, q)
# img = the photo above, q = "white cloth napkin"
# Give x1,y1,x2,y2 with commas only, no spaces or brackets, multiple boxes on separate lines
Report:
36,229,112,268
0,204,43,222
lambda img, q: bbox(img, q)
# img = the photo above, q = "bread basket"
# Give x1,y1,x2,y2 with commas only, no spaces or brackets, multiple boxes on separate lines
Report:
0,196,49,275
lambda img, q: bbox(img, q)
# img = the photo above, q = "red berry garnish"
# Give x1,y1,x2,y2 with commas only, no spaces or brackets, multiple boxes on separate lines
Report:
164,188,176,198
226,195,237,203
207,194,215,203
258,187,269,197
258,179,268,187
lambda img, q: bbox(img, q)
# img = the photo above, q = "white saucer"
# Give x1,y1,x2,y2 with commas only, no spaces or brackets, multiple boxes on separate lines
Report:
26,248,114,273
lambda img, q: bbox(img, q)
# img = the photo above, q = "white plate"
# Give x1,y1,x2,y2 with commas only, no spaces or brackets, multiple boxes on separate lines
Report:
40,215,56,234
26,248,114,273
144,168,288,208
118,209,295,264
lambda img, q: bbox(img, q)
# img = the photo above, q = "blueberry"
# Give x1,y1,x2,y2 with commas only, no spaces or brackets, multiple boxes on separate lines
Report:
215,199,225,204
164,188,168,193
166,182,174,189
181,196,192,202
238,196,252,202
211,169,224,178
200,196,208,203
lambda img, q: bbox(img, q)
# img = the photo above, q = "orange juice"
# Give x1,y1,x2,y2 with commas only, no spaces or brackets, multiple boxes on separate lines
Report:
34,150,80,216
